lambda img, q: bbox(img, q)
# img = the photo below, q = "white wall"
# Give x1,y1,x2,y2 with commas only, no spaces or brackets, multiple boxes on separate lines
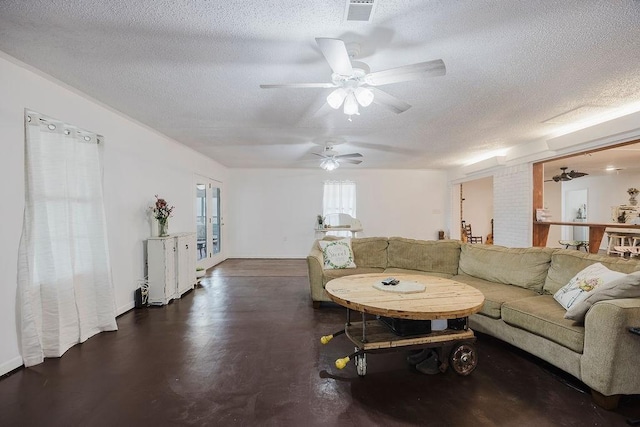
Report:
562,173,640,223
227,168,449,257
493,164,533,248
561,172,640,249
543,181,563,247
0,53,228,375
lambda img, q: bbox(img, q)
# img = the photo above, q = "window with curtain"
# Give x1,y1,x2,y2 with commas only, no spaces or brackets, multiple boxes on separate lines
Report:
322,180,357,237
323,180,357,217
17,110,117,367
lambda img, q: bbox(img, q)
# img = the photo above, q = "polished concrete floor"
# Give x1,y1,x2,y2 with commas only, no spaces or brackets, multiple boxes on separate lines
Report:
1,259,639,426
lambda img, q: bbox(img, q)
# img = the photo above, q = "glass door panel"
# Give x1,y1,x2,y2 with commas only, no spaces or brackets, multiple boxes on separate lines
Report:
196,177,224,269
212,186,221,255
196,184,207,261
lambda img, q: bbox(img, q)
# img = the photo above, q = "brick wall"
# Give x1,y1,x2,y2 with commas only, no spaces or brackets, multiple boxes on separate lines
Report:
493,164,532,247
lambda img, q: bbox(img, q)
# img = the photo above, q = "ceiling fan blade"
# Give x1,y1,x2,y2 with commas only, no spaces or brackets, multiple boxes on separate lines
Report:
364,59,446,86
315,38,354,76
569,170,588,178
260,83,336,89
369,87,412,114
341,159,363,165
335,153,363,159
311,152,329,158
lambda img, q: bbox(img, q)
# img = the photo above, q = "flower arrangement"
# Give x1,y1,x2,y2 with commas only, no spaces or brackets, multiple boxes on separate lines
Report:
151,195,174,221
628,188,639,196
151,195,174,236
317,214,325,228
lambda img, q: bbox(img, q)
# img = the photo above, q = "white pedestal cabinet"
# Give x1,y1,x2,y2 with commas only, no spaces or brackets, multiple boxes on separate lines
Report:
146,232,196,305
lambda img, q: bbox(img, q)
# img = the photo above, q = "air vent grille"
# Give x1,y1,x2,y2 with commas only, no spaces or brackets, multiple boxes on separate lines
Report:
345,0,376,22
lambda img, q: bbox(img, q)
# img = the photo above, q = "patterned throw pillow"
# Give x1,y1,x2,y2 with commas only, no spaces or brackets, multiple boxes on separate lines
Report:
553,263,626,310
318,238,356,270
564,271,640,322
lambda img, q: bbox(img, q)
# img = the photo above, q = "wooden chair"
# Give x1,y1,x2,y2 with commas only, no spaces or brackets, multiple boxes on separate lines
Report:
462,221,483,244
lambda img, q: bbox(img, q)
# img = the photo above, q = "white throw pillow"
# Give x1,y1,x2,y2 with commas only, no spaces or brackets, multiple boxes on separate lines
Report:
553,263,626,310
318,238,356,270
564,271,640,322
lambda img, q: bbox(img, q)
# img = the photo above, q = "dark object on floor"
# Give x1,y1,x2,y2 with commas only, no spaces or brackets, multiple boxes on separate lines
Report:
134,288,149,308
415,350,440,375
406,349,431,365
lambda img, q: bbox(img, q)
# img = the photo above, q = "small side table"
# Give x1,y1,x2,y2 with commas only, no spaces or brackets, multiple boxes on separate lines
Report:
627,327,640,426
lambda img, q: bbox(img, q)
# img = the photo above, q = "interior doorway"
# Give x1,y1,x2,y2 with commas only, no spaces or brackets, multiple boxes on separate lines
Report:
459,176,494,243
195,177,223,269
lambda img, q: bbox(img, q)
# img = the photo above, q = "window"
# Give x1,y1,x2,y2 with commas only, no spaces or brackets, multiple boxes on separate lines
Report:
323,180,356,217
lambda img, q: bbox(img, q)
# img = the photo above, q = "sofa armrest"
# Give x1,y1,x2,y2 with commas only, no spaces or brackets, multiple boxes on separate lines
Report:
307,245,326,303
581,298,640,396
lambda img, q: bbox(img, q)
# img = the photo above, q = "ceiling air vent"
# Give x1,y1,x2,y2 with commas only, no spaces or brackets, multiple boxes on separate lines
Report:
345,0,376,22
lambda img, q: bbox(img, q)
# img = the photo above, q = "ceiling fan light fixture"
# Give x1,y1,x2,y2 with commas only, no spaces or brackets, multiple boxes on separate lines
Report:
354,87,374,107
343,92,360,116
320,158,340,171
327,88,347,109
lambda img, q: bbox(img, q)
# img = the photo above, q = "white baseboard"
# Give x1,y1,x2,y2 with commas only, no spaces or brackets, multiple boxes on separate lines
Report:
117,301,135,317
0,355,23,376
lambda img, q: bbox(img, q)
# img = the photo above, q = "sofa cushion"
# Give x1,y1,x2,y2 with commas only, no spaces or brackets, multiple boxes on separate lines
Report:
453,274,539,319
458,244,554,292
387,238,460,275
351,237,389,269
553,263,626,310
543,249,640,295
502,295,585,353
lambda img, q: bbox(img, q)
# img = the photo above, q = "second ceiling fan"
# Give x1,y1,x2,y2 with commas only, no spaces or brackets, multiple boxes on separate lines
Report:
312,143,362,171
547,167,589,182
260,37,446,118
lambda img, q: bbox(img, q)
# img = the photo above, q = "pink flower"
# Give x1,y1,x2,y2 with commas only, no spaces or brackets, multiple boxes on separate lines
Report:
151,195,174,220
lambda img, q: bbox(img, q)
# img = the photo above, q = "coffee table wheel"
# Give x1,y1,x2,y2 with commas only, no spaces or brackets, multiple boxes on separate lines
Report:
355,350,367,376
449,342,477,376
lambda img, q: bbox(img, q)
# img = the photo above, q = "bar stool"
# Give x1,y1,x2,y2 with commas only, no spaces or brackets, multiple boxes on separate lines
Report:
607,234,632,256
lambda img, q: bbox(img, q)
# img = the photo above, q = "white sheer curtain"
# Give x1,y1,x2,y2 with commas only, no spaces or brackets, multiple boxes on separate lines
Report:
323,180,357,217
17,111,117,367
323,180,357,237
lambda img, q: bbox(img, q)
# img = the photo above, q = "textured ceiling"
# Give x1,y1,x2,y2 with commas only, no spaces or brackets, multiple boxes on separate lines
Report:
1,1,640,169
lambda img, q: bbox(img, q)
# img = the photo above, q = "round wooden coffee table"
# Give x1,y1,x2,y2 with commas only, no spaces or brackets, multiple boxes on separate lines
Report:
321,273,485,376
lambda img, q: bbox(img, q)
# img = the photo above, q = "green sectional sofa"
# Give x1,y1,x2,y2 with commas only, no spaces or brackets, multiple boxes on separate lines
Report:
307,236,640,408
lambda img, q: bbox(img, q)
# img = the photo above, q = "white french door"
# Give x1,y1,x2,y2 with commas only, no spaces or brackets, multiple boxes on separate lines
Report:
195,176,224,269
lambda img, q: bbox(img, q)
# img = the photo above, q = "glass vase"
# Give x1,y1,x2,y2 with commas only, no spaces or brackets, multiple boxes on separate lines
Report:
158,218,169,237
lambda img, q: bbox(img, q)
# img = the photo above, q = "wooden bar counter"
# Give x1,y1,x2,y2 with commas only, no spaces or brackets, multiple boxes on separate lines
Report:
533,221,640,254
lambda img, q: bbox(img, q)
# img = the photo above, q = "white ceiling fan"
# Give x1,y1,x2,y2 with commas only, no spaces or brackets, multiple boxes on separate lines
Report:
312,143,363,171
260,38,446,118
